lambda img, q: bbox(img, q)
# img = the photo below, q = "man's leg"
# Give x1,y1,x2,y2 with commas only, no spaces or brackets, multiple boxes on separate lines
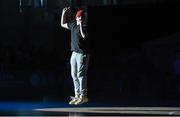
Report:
69,52,80,104
75,53,90,105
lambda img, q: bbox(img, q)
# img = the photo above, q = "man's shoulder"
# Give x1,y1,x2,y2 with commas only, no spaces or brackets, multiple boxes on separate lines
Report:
68,21,76,29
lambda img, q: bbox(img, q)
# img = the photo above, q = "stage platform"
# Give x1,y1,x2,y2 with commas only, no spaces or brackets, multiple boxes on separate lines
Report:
0,102,180,116
35,107,180,116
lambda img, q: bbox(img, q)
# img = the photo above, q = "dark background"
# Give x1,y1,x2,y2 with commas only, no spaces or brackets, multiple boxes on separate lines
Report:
0,0,180,106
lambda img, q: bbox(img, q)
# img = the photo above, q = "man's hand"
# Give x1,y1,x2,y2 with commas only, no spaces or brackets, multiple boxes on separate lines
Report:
62,7,70,14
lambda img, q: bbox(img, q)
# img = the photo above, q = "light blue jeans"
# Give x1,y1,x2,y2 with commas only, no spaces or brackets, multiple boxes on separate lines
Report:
70,51,90,97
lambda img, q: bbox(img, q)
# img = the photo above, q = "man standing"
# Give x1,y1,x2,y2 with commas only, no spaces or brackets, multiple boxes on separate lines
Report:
61,7,90,105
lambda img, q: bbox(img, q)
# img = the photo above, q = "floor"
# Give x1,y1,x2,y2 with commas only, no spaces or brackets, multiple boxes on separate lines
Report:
0,101,180,116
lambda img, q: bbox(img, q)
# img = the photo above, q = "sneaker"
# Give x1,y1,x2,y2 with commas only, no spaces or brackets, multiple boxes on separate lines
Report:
69,96,79,105
74,96,88,105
